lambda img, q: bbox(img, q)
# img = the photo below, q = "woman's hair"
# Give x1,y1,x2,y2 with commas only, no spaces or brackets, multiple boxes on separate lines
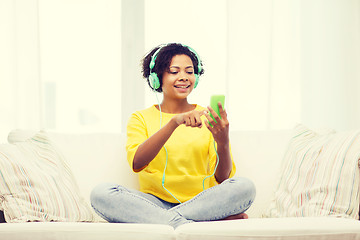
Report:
141,43,204,92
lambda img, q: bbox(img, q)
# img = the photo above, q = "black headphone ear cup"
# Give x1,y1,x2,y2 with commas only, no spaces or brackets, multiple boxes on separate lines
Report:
149,72,160,90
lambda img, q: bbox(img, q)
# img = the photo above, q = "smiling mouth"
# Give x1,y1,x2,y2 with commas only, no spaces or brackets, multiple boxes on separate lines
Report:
174,85,190,89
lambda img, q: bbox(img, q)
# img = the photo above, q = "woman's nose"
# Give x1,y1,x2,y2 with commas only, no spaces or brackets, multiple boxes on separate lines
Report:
179,71,189,81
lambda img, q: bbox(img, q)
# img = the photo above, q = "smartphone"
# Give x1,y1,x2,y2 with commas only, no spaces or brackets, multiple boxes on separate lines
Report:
209,95,225,123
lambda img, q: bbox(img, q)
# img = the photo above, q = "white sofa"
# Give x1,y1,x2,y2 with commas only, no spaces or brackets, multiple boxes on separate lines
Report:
0,129,360,240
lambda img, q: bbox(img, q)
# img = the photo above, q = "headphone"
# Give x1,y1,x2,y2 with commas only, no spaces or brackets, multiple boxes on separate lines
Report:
148,43,202,90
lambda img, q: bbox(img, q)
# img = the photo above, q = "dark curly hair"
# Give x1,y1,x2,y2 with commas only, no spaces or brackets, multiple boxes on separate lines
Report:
142,43,204,93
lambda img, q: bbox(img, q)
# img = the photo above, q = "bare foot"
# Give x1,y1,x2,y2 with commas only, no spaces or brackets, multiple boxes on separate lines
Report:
220,213,248,221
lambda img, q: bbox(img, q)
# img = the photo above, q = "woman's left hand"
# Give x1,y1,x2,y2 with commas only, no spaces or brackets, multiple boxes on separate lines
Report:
204,102,230,145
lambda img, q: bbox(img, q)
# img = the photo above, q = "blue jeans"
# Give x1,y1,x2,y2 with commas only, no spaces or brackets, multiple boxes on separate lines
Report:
90,177,256,229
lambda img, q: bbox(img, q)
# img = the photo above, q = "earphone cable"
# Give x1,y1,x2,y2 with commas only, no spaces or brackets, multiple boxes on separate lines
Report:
156,93,182,204
202,140,219,190
155,93,219,202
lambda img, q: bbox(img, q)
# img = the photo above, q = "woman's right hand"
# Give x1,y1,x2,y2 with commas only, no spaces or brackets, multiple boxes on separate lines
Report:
172,110,205,128
133,110,204,172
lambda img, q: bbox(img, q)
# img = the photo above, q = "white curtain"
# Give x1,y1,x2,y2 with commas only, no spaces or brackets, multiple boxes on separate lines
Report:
299,0,360,131
1,0,359,143
0,0,42,142
1,0,124,143
227,0,360,131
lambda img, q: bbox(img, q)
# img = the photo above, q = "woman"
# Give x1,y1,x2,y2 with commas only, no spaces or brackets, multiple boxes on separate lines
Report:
91,43,255,228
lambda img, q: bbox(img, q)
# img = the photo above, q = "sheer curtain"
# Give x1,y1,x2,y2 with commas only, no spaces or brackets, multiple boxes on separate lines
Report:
0,0,42,142
227,0,360,131
299,0,360,131
0,0,124,143
144,0,229,111
38,0,122,133
144,0,360,132
1,0,359,143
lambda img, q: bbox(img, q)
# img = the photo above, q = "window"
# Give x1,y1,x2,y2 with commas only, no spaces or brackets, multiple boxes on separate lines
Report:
39,0,122,132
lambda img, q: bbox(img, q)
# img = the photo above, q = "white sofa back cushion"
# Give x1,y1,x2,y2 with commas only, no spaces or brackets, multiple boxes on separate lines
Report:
0,131,98,222
8,130,139,208
265,124,360,219
229,130,291,217
8,129,292,218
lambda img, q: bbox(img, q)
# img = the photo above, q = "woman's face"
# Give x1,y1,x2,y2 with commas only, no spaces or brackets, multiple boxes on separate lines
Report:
161,54,196,100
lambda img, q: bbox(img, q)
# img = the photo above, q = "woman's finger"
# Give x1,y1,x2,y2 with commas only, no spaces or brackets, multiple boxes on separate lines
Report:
194,112,203,128
207,105,221,124
204,118,213,131
218,102,228,120
183,110,204,128
203,110,216,128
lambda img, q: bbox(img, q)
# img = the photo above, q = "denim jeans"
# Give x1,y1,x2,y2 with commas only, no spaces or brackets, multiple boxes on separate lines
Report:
90,177,256,229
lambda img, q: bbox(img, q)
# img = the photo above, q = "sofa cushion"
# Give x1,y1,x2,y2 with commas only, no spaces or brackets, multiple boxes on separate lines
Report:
0,222,174,240
230,129,292,218
8,129,139,208
175,217,360,239
265,124,360,219
0,131,98,222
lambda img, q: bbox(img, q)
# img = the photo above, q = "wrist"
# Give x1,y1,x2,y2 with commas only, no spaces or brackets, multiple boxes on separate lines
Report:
216,140,230,150
169,117,181,129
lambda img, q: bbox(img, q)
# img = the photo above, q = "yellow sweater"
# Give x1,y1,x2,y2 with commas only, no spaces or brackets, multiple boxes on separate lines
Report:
126,105,236,203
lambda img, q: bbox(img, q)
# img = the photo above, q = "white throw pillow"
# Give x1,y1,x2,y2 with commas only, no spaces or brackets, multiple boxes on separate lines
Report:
265,124,360,219
0,131,98,222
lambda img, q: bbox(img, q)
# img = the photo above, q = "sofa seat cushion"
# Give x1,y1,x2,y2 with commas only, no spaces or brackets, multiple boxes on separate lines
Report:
175,217,360,240
0,222,174,240
1,217,359,240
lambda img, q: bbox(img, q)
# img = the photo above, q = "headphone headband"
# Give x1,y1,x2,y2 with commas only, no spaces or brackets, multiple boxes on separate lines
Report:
148,43,202,90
